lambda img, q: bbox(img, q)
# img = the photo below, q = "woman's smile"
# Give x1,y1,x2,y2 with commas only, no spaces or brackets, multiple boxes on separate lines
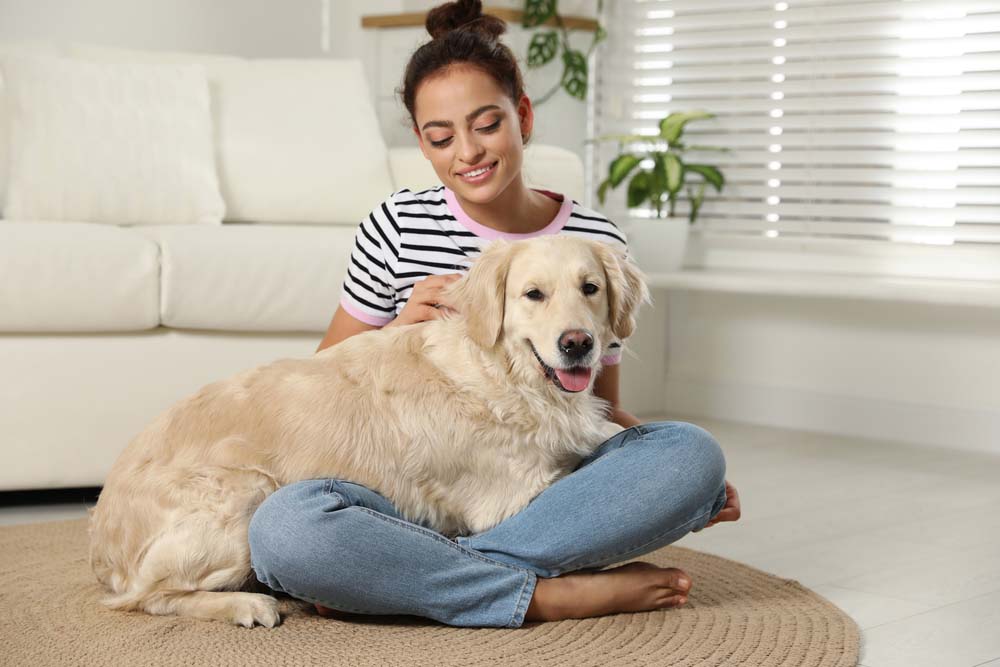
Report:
457,160,498,184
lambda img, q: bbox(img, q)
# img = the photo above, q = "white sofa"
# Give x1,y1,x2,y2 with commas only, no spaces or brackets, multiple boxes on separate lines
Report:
0,42,587,492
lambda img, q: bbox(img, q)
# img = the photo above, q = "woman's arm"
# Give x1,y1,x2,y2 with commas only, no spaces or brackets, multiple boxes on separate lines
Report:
317,273,465,353
316,306,381,353
593,365,642,428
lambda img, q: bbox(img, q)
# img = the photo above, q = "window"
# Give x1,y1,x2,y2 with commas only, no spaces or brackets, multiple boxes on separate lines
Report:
593,0,1000,280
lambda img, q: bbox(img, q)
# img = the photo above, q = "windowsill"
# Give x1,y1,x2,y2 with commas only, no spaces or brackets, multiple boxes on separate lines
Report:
644,268,1000,308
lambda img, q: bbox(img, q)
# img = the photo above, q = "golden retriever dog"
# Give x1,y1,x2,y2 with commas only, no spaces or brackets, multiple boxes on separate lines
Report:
88,235,650,627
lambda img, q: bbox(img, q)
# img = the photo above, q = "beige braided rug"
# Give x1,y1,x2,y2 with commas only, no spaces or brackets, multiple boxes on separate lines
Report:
0,518,859,666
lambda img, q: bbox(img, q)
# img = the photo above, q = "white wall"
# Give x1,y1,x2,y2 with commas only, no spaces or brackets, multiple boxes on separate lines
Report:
0,0,326,57
647,290,1000,455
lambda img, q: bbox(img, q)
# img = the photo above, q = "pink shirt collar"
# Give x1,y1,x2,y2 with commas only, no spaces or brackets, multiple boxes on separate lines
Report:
443,187,573,240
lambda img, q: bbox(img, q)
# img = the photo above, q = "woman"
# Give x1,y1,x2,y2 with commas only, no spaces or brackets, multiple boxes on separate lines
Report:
248,0,740,628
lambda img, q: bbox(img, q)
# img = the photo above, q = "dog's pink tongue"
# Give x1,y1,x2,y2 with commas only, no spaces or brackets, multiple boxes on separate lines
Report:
555,367,592,392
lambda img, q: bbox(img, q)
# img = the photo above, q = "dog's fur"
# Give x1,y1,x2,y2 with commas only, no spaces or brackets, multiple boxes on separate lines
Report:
88,235,650,627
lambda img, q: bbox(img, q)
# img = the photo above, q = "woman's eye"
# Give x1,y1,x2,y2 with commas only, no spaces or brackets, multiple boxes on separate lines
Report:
526,289,544,301
430,137,452,148
583,283,599,296
477,120,501,133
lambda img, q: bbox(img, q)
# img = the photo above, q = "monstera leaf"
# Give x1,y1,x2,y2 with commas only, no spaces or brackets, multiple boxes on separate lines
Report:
527,31,559,67
560,49,588,99
522,0,556,27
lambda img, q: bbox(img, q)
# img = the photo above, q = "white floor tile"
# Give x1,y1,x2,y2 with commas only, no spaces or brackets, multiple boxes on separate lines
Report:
726,532,958,590
860,589,1000,667
830,541,1000,609
662,414,1000,667
852,504,1000,553
681,475,1000,562
809,584,936,630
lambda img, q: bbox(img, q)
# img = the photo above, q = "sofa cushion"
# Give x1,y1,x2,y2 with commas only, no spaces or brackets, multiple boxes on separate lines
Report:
135,224,357,332
65,44,395,225
387,144,587,202
0,222,159,332
2,56,224,225
0,41,63,217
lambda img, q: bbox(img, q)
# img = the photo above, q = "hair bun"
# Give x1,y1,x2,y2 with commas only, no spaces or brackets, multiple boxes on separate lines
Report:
425,0,507,41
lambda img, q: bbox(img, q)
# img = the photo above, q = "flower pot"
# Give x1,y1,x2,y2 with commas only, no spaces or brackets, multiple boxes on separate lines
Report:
621,216,690,274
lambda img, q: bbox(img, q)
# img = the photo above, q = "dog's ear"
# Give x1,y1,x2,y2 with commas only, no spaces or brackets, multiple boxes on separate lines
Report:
441,239,516,348
595,242,650,340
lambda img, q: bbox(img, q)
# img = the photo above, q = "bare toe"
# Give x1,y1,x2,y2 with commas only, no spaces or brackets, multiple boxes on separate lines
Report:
661,567,692,595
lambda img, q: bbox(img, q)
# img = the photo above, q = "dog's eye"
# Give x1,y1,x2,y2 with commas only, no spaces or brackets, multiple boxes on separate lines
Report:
582,283,599,295
525,289,544,301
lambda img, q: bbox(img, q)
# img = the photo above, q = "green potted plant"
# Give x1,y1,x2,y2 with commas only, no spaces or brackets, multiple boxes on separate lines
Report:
592,111,727,272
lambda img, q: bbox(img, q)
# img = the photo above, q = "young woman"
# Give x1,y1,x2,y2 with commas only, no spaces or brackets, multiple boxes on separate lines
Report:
248,0,740,628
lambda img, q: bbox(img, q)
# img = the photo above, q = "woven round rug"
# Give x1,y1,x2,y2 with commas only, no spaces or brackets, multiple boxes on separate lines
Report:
0,518,859,666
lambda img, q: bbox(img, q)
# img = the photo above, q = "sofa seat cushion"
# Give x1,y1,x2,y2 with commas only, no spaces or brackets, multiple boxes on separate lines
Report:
136,224,357,332
0,221,159,332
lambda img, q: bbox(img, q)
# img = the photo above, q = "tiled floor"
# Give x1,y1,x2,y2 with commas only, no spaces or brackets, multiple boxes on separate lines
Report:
2,415,998,666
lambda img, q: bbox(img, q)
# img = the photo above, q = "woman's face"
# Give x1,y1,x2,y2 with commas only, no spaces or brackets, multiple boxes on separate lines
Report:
412,64,532,204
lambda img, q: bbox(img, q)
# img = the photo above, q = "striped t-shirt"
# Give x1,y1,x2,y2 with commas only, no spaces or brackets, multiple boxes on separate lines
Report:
339,185,630,365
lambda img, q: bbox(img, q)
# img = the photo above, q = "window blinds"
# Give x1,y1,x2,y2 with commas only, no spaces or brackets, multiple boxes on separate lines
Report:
593,0,1000,276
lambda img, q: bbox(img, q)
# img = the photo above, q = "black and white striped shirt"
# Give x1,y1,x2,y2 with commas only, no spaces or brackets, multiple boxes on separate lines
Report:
340,185,629,365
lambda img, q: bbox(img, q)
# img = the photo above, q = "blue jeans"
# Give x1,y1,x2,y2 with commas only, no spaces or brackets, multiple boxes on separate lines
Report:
248,420,728,629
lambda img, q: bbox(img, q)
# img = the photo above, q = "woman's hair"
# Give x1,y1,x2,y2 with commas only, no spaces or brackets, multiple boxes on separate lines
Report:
400,0,528,142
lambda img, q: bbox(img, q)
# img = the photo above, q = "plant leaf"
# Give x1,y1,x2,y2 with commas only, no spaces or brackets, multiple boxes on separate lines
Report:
597,178,611,205
560,49,588,100
665,153,683,194
585,133,651,145
685,164,725,192
593,24,607,47
527,31,559,68
659,111,714,143
522,0,556,27
650,155,667,200
627,171,651,208
608,154,641,187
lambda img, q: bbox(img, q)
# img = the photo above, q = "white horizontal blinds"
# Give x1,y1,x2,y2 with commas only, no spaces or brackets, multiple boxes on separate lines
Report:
597,0,1000,251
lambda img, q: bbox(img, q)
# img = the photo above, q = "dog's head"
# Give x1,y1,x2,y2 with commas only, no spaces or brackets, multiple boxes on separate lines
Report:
442,236,650,393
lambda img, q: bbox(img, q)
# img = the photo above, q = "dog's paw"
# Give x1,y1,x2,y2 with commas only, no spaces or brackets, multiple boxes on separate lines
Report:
227,592,281,628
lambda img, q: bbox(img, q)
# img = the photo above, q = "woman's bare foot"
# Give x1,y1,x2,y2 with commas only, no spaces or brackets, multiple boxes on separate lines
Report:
524,561,692,622
313,562,691,623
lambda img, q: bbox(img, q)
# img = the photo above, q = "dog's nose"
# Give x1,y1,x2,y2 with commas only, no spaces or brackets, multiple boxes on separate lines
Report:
558,330,594,361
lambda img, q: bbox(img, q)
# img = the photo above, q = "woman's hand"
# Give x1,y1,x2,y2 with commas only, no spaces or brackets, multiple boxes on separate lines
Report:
385,273,463,328
698,479,741,530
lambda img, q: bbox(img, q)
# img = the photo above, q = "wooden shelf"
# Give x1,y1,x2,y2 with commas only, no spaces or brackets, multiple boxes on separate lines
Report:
361,7,598,31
